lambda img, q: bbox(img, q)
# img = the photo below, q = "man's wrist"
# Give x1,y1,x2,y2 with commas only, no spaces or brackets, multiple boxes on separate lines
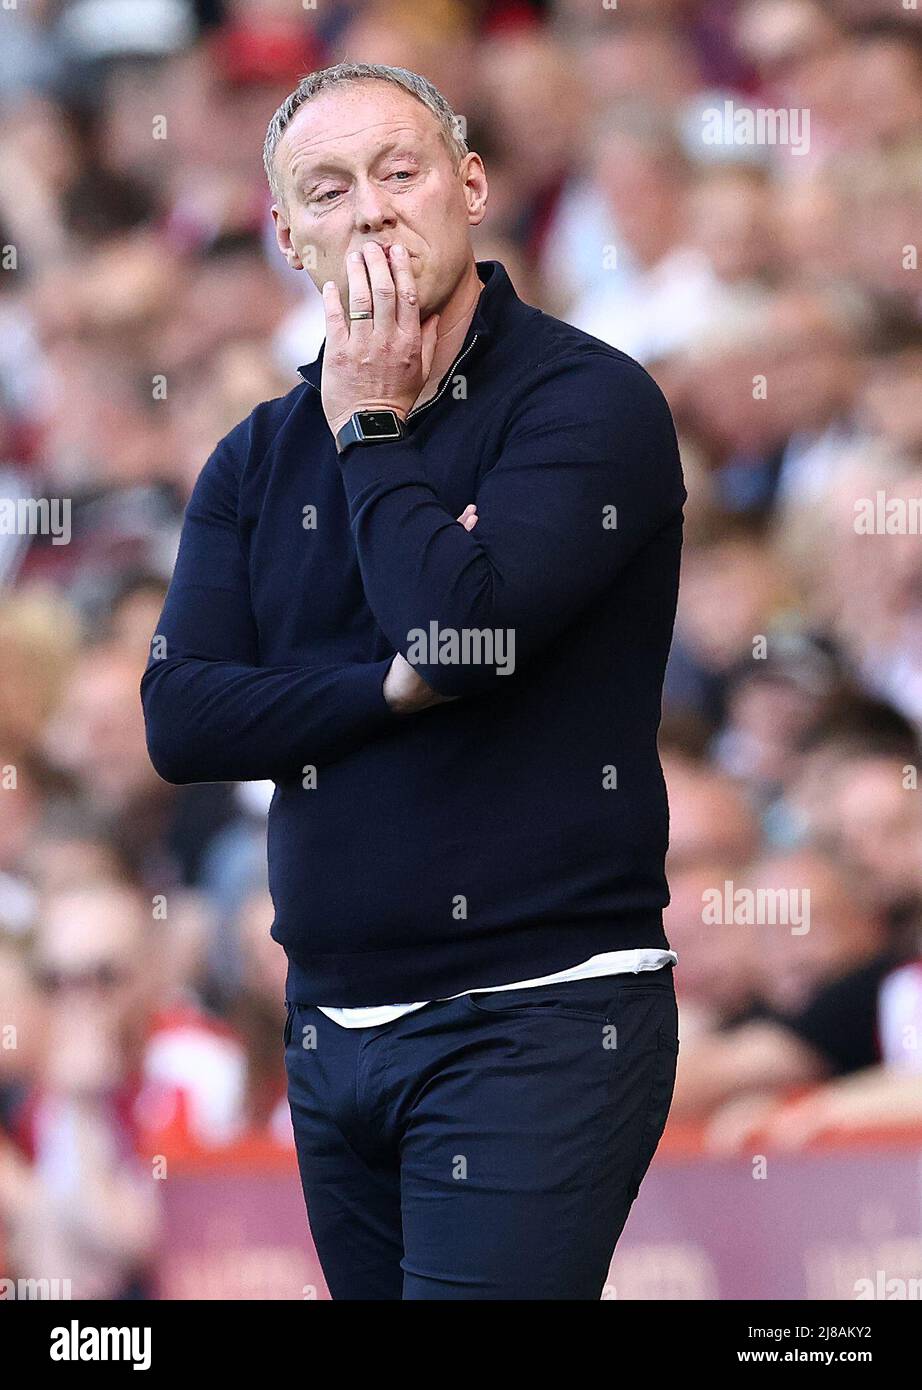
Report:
328,405,408,439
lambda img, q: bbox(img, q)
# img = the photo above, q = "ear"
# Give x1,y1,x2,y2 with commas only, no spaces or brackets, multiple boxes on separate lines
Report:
461,153,488,229
272,202,304,270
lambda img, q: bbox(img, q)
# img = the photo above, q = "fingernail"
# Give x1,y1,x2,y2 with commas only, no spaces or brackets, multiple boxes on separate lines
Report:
349,251,363,261
393,243,406,256
322,281,335,291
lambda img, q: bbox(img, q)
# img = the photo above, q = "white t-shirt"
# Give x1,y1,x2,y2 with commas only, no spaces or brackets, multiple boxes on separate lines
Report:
317,948,677,1029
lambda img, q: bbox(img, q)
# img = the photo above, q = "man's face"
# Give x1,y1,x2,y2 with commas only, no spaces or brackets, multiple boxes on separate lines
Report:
34,890,149,1026
271,81,486,318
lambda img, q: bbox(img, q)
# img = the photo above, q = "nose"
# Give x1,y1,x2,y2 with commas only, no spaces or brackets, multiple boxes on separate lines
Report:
352,176,397,236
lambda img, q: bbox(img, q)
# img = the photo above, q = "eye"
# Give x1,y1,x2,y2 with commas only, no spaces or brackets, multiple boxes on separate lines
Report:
390,170,413,181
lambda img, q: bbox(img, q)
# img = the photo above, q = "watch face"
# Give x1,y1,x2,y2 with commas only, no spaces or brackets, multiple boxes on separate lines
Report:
355,410,404,440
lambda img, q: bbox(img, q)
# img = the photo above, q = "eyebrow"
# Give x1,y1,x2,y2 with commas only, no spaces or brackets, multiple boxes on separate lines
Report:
294,140,423,193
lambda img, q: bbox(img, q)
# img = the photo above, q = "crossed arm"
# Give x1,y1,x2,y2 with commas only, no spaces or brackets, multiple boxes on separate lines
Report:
141,356,682,785
140,448,474,785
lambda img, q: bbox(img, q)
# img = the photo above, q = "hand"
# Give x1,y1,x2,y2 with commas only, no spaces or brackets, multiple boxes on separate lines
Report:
321,243,440,441
383,505,478,713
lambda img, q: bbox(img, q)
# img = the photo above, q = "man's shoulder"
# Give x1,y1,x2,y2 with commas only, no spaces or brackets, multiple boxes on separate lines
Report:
186,378,311,513
207,377,311,475
507,301,667,399
238,378,312,455
502,303,674,430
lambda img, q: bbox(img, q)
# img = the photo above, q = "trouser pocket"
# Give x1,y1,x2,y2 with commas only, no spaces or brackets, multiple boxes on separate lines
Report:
465,971,675,1023
626,998,679,1201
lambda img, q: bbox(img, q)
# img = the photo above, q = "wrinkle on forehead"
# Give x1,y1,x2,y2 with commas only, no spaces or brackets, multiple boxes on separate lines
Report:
281,106,436,178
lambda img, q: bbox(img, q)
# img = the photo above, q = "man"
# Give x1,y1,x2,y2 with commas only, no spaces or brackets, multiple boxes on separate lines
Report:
141,62,686,1300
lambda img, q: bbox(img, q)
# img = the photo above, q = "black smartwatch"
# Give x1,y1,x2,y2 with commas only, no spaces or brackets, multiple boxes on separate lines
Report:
335,409,406,455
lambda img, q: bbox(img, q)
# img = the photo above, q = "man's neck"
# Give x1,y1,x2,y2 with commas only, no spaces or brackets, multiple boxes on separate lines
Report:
413,260,484,410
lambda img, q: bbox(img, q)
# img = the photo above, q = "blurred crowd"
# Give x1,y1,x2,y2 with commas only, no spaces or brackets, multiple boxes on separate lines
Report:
1,0,921,1298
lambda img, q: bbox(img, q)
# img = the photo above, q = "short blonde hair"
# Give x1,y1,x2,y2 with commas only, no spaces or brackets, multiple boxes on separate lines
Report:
263,61,469,204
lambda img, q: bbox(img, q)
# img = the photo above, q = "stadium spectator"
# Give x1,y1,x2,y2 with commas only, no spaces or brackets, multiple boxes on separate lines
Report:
1,0,921,1295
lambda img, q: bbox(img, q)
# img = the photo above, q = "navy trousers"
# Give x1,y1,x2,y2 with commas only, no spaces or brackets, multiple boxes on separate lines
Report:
284,966,678,1300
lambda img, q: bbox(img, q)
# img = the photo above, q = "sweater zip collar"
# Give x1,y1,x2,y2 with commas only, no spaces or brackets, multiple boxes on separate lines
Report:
406,333,479,421
296,258,512,399
296,332,480,431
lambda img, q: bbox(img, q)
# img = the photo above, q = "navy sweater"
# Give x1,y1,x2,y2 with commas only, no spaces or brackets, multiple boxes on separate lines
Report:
141,261,686,1006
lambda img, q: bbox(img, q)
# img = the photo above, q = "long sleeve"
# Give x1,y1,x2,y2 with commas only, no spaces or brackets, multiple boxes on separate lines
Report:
140,424,394,785
337,353,686,697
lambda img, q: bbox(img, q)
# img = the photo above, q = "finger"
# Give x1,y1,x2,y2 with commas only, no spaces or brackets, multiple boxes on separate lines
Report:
462,513,479,531
345,250,373,329
389,243,420,332
362,242,397,330
322,280,349,350
456,504,475,521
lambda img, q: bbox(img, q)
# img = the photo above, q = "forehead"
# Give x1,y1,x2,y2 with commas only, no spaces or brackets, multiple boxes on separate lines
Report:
277,81,443,176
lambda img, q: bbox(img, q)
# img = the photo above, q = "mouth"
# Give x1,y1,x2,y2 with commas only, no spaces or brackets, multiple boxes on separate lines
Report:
362,242,418,262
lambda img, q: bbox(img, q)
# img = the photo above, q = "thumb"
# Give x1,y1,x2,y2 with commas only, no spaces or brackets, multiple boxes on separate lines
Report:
421,314,440,379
